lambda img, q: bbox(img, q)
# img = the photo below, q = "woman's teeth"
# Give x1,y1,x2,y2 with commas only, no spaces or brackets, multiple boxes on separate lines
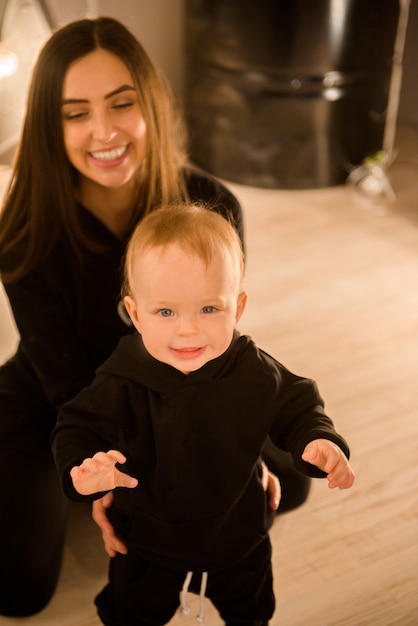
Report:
90,145,127,161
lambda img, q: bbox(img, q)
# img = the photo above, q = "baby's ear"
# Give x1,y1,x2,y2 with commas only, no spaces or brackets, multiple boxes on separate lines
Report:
235,291,248,323
124,295,141,330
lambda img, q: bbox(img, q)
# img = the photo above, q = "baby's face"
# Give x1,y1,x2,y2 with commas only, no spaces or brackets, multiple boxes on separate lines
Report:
124,243,246,374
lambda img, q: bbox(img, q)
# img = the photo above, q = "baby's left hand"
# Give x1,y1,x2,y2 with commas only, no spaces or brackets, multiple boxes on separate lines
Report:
302,439,355,489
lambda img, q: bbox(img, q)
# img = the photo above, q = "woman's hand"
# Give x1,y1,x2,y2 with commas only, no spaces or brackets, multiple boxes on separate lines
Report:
261,462,281,510
92,492,128,557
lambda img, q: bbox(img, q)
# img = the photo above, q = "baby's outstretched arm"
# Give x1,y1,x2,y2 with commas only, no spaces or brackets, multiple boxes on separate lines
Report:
302,439,355,489
70,450,139,496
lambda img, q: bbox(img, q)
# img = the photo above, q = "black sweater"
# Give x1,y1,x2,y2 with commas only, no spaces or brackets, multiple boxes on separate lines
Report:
52,331,350,572
1,169,243,411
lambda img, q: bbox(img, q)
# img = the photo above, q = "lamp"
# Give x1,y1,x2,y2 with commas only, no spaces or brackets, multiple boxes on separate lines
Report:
0,47,18,78
0,0,52,162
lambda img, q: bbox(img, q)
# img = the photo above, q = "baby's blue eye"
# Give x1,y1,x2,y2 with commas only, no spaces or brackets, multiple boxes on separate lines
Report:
159,309,173,317
202,306,216,314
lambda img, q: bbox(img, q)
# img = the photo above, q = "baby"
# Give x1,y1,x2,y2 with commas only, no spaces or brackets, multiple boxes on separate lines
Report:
52,203,354,626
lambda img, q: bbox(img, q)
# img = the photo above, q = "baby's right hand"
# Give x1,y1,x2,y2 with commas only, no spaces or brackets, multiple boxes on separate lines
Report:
70,449,138,496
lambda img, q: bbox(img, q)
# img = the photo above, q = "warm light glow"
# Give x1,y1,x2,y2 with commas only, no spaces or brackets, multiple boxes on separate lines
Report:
0,48,18,79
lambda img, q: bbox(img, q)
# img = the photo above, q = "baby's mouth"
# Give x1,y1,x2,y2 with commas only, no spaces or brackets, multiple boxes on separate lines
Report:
171,346,205,359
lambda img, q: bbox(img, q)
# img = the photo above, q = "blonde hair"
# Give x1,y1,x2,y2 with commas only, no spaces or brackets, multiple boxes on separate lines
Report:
123,203,244,297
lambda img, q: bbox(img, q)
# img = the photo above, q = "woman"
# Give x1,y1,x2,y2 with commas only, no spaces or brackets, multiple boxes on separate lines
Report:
0,17,309,617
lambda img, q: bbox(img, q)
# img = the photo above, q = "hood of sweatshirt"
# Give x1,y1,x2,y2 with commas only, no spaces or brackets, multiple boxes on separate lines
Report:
96,329,245,390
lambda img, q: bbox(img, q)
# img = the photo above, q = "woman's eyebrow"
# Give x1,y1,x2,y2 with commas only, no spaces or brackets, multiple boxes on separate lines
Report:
62,84,136,105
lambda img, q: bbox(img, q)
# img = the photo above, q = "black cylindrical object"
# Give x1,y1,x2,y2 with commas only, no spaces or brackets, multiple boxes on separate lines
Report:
184,0,400,188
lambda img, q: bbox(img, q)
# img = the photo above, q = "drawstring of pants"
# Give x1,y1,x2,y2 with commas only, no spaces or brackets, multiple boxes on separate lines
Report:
179,570,208,624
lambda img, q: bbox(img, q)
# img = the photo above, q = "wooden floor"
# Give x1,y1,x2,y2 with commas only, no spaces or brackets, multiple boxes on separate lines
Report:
0,123,417,625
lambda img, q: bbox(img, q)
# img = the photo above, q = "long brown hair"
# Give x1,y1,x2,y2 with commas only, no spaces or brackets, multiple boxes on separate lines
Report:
0,17,187,282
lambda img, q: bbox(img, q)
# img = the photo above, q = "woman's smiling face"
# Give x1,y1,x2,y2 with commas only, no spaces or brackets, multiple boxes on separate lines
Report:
61,48,147,190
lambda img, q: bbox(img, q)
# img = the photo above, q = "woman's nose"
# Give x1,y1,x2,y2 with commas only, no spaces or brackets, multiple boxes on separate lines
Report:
91,111,117,142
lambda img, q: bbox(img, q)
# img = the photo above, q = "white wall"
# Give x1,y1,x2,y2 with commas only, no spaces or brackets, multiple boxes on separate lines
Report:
46,0,185,99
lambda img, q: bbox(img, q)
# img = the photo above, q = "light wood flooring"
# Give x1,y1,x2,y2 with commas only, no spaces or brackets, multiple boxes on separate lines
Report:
0,123,417,625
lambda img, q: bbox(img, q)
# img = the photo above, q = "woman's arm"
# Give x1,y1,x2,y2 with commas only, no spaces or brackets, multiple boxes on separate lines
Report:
3,271,95,408
2,234,126,408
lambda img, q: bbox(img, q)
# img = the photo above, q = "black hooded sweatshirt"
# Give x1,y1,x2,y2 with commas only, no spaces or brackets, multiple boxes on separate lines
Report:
52,331,350,573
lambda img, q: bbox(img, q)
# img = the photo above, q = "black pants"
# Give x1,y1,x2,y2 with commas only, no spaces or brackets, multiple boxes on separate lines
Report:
95,536,274,626
0,358,310,617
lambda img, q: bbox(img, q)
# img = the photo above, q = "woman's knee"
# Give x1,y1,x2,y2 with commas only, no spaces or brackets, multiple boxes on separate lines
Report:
0,365,66,616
